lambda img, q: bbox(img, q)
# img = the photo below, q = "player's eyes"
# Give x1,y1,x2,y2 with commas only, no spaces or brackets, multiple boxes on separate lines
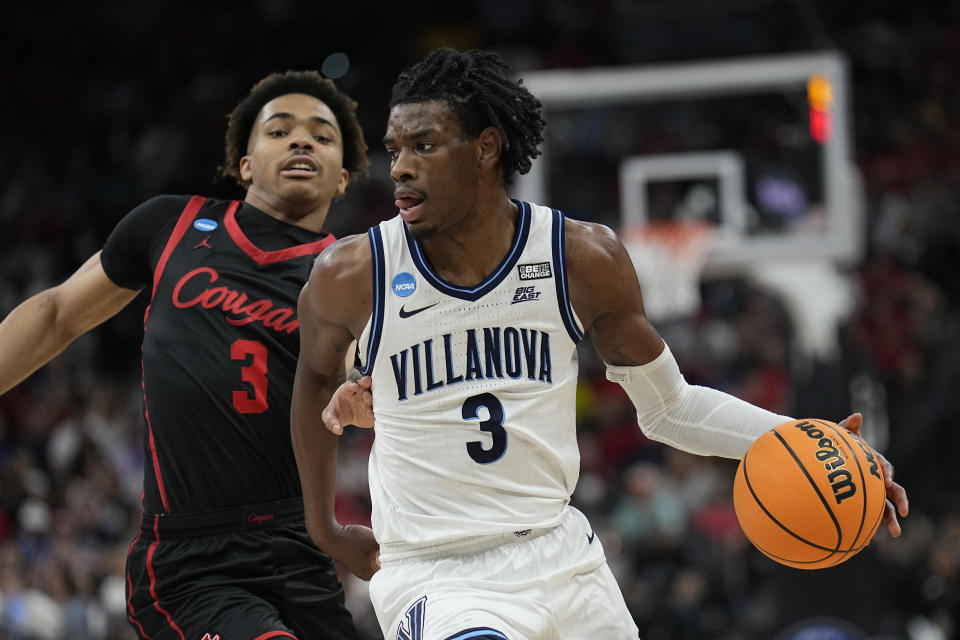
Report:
314,135,332,144
268,130,287,138
417,143,434,152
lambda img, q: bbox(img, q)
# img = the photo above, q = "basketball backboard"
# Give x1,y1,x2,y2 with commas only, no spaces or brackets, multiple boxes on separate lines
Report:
513,51,864,278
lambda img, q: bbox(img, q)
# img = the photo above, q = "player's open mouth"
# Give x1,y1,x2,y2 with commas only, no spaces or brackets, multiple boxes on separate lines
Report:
395,196,424,218
281,156,318,178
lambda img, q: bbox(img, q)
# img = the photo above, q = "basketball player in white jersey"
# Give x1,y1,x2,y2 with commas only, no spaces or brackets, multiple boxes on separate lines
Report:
291,47,909,640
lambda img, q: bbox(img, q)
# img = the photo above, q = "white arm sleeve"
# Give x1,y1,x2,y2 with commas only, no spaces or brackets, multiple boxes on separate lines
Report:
605,343,792,459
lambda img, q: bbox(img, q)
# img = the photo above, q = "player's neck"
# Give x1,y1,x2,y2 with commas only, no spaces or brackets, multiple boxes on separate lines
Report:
243,190,330,232
418,197,519,288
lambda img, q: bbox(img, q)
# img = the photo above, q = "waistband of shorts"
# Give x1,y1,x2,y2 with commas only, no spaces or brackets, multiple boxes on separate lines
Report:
140,496,305,538
379,526,556,564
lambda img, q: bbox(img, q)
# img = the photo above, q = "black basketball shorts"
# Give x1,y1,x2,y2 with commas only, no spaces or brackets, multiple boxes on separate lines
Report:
125,497,357,640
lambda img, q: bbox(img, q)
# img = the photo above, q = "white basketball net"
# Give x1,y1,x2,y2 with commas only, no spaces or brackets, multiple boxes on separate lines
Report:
622,222,714,322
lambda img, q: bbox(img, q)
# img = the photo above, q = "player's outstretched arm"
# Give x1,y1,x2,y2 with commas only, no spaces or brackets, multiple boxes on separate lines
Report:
0,251,140,395
290,235,380,580
567,221,909,536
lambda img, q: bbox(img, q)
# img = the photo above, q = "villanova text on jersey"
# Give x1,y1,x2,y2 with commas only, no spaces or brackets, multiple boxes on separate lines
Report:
389,326,553,401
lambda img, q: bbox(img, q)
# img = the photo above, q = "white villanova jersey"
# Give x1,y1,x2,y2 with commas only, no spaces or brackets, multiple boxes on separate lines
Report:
356,201,585,553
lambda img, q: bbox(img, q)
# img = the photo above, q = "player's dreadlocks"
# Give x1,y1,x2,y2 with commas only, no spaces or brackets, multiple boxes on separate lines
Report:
220,71,369,188
390,47,545,185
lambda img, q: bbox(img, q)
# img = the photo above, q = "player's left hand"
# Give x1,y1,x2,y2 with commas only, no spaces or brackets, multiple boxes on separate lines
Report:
327,523,380,581
322,370,373,435
838,412,909,538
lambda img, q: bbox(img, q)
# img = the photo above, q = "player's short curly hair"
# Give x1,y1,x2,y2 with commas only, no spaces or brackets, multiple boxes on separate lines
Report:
219,71,369,188
389,47,545,185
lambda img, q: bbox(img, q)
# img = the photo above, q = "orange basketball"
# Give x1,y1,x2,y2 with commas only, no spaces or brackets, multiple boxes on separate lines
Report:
733,418,886,569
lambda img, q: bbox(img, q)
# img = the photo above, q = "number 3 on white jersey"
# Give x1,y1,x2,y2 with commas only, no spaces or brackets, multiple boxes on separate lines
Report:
463,393,507,464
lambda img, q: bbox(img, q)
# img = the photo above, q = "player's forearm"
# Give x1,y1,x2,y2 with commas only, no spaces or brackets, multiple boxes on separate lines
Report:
0,253,138,395
0,290,79,394
638,384,791,458
291,369,344,546
607,343,791,459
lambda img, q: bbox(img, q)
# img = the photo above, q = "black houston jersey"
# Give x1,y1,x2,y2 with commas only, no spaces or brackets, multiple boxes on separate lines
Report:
103,196,334,514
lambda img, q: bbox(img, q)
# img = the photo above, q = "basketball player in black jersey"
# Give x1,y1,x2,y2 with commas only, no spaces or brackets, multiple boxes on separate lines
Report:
0,71,368,639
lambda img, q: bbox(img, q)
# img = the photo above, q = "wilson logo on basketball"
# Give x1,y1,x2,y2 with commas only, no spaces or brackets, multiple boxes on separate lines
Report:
172,267,297,334
794,420,856,504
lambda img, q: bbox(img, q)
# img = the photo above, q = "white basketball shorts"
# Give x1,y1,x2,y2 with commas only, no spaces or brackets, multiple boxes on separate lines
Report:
368,507,640,639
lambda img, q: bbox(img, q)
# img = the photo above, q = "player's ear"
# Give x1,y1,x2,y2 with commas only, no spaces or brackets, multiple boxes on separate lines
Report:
477,126,503,171
336,168,349,198
239,155,253,182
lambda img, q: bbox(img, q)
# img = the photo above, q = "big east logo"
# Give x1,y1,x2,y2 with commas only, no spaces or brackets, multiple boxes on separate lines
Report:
512,286,540,304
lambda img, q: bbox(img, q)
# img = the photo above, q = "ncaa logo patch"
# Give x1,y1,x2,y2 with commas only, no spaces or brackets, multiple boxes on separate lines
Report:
194,218,218,232
391,272,417,297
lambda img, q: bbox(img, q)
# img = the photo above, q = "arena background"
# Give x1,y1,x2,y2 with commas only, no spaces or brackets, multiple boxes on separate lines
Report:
1,1,958,638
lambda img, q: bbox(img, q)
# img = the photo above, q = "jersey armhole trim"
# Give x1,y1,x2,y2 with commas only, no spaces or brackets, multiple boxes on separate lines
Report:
358,225,386,375
149,195,207,302
141,197,206,515
552,209,584,343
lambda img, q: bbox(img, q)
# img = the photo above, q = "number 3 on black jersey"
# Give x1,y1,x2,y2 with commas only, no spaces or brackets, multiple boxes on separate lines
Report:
463,393,507,464
231,339,268,413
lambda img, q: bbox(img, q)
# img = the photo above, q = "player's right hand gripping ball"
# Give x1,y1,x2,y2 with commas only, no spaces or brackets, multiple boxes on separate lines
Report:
733,418,886,569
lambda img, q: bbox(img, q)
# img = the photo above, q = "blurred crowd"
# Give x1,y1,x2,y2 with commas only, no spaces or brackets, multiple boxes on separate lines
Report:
1,1,958,639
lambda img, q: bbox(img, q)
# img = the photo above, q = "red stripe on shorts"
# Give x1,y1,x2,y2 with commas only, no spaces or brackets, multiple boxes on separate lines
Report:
147,515,186,640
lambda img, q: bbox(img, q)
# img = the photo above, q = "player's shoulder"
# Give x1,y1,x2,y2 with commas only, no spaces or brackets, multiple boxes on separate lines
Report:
302,232,373,321
314,232,371,263
563,217,627,270
128,193,228,222
309,233,372,283
139,193,206,211
561,216,639,325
